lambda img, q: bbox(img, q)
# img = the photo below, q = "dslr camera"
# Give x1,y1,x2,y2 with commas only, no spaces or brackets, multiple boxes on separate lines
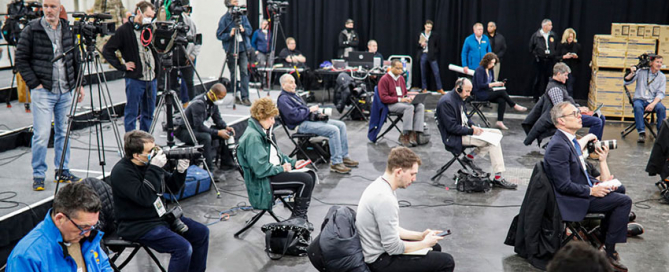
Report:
162,145,204,161
163,206,189,234
587,139,617,154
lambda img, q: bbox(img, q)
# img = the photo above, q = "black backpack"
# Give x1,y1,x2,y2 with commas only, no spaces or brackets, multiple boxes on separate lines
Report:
455,169,491,193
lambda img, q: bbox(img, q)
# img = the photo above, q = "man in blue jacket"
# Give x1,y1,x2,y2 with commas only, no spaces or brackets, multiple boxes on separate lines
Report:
543,101,631,271
251,19,270,67
216,0,253,106
461,23,491,75
436,78,516,189
7,182,112,272
277,74,358,174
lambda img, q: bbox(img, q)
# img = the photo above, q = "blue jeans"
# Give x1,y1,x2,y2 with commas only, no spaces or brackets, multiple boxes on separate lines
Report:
298,119,349,165
31,88,72,178
137,217,209,272
124,78,157,132
633,99,666,133
226,52,249,99
420,53,443,90
581,114,606,140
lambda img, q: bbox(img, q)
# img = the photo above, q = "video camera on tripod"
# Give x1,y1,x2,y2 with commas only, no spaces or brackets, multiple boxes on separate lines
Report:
1,0,42,45
152,0,201,55
267,0,289,15
71,12,115,43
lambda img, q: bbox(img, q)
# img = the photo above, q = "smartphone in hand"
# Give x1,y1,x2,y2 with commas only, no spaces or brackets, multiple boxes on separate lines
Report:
437,230,452,237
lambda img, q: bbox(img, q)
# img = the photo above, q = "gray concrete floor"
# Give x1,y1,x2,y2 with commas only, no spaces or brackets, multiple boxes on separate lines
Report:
107,97,669,272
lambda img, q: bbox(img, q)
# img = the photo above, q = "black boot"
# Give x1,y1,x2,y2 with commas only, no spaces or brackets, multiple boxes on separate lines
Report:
285,197,313,231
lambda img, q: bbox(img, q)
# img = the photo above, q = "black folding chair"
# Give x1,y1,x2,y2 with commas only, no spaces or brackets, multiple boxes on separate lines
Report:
466,96,492,128
621,86,657,138
375,112,404,142
562,213,606,249
233,189,295,238
276,115,327,170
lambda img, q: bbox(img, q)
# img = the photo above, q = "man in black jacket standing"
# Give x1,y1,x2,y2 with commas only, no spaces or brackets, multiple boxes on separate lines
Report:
486,21,507,80
418,20,444,94
111,130,209,272
529,19,557,102
16,0,84,191
175,83,236,171
103,1,157,133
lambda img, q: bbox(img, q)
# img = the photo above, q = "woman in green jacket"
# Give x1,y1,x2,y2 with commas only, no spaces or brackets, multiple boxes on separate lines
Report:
237,97,316,227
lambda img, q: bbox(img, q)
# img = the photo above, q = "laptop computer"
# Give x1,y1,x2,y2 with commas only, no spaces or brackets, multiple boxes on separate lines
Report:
411,93,430,105
346,51,375,68
332,59,346,69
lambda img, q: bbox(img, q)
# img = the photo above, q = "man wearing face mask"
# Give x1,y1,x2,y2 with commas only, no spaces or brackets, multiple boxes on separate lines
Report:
251,19,271,67
111,130,210,272
103,1,158,133
175,83,236,172
338,19,359,58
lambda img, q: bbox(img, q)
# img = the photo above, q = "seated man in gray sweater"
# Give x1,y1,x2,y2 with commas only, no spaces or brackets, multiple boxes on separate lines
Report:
356,147,455,272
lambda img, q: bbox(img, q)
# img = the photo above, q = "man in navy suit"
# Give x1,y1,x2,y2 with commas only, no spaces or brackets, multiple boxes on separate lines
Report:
436,78,516,189
544,101,631,271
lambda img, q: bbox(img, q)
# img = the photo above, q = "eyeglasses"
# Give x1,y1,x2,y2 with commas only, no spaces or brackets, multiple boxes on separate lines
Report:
559,109,581,118
64,213,97,236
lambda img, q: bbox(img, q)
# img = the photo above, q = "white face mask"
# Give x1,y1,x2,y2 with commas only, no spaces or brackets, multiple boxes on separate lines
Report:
214,99,225,105
142,17,152,25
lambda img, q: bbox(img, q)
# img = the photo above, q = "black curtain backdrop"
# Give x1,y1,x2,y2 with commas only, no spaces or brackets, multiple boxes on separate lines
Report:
247,0,669,99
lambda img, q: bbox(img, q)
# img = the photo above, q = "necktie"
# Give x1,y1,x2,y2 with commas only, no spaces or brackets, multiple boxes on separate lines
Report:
572,138,593,187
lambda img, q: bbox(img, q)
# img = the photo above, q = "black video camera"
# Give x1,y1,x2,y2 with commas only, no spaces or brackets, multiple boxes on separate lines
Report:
2,0,43,45
152,20,202,54
166,0,190,17
267,0,289,14
163,206,189,234
634,53,655,70
162,145,204,161
72,13,116,41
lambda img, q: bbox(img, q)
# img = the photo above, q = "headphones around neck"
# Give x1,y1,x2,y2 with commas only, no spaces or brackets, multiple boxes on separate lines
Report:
455,77,465,93
207,89,219,101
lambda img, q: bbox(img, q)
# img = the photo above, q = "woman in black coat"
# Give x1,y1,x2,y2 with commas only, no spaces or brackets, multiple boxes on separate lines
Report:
557,28,581,97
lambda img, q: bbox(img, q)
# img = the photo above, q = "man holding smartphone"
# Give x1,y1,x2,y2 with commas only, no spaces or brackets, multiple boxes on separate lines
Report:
356,147,455,272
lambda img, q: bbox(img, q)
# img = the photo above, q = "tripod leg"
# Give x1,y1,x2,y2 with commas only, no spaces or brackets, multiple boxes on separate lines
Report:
149,95,167,135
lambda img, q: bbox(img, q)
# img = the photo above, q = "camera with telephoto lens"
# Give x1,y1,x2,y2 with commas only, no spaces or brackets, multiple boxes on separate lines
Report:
161,145,204,161
72,13,116,40
163,206,189,234
267,0,289,14
587,139,617,154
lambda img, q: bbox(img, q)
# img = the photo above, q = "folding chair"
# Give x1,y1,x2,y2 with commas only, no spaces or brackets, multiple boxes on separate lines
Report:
562,213,606,249
431,146,475,181
621,86,657,138
234,190,295,238
276,115,327,170
466,96,492,127
375,112,404,142
80,178,166,272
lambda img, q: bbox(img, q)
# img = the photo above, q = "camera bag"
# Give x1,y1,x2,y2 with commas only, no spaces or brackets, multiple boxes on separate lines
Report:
164,165,211,201
454,169,491,193
262,220,311,260
416,123,431,145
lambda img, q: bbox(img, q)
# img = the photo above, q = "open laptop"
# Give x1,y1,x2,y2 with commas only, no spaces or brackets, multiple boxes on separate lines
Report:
346,51,375,68
411,93,430,105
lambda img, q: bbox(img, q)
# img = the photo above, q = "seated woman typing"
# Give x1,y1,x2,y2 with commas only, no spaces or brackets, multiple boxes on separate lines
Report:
472,52,527,130
237,97,316,229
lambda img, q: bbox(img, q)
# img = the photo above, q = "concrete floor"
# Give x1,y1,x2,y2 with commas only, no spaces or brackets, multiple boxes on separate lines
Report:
109,97,669,272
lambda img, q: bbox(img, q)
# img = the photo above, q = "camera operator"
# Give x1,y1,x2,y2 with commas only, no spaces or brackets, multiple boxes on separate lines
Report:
111,130,209,272
102,1,159,133
216,0,253,106
15,0,85,191
624,54,666,143
175,83,236,173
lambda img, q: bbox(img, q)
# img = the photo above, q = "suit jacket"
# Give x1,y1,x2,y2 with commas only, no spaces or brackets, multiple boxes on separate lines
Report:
436,91,474,154
418,32,440,61
543,131,596,222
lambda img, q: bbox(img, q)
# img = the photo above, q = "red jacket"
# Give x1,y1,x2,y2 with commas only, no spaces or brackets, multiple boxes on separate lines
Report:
378,73,407,104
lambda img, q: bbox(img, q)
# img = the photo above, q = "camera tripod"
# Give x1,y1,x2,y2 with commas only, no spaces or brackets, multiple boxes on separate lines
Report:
149,45,222,198
218,15,257,109
54,37,124,195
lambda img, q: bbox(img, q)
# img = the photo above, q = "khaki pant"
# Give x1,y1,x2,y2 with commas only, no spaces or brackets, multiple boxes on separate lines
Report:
493,63,501,81
461,128,505,173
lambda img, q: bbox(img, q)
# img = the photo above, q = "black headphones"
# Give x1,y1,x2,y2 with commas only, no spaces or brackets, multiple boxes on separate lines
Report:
455,77,465,93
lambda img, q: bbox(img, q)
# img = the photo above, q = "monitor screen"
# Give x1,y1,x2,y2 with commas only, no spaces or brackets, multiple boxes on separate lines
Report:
347,51,375,68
